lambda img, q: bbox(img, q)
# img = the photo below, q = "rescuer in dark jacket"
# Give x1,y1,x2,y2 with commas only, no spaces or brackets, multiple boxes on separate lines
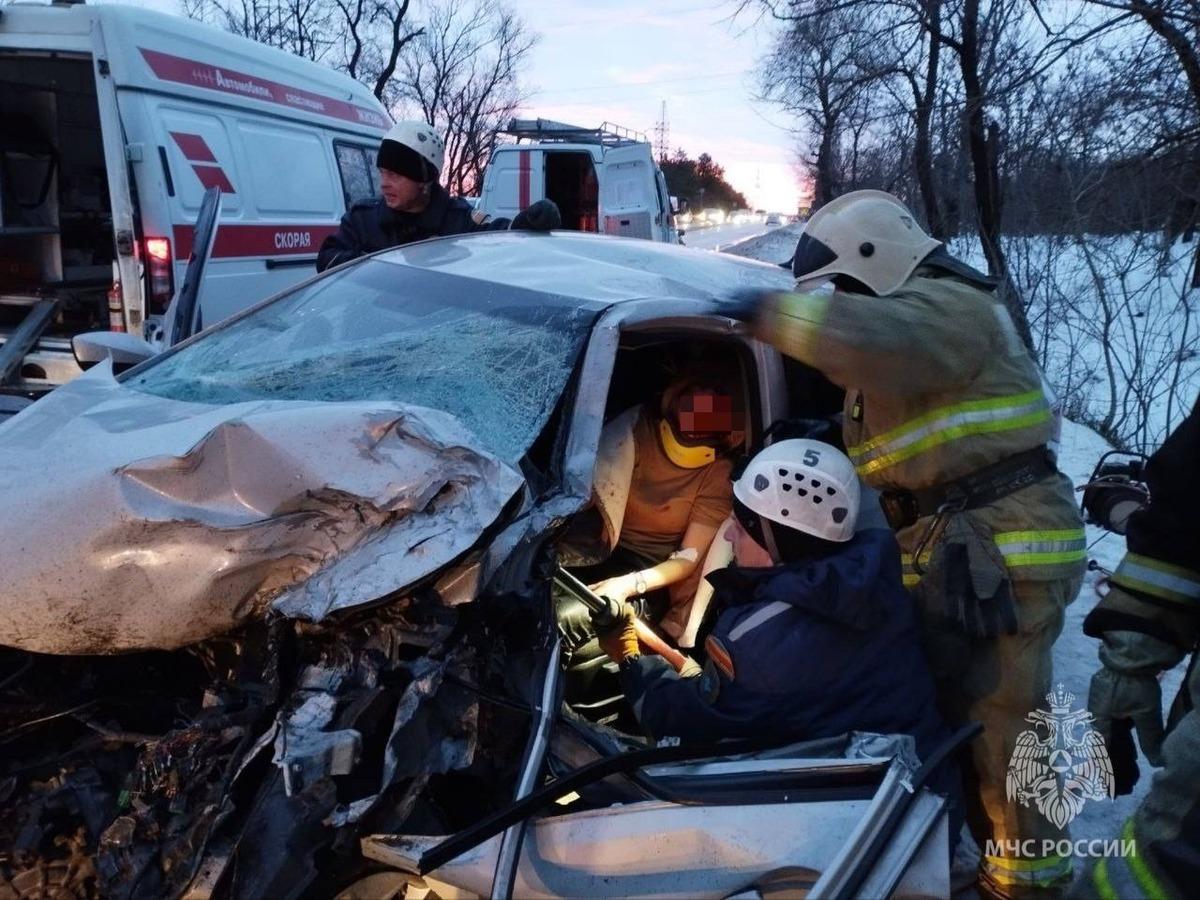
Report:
1079,394,1200,899
317,120,560,272
594,439,952,768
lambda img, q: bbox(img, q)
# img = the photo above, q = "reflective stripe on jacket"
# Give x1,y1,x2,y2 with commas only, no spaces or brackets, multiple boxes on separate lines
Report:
761,269,1056,490
760,267,1084,587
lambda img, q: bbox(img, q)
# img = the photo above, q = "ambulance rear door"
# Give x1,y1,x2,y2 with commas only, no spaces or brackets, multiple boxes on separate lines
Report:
479,146,544,223
598,144,657,241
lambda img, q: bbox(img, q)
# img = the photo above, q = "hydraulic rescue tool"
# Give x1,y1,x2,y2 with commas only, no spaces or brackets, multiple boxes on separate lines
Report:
554,566,690,672
1079,449,1150,535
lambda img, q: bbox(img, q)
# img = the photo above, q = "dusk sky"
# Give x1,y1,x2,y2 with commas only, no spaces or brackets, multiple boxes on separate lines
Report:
511,0,804,212
126,0,806,211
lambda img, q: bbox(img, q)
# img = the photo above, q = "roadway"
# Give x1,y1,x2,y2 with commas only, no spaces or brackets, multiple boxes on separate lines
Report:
680,220,774,251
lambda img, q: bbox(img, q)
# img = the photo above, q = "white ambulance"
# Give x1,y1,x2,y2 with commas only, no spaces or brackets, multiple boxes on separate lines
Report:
477,119,680,245
0,0,389,395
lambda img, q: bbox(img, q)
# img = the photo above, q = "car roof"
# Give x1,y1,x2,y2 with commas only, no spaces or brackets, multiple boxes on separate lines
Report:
371,230,794,307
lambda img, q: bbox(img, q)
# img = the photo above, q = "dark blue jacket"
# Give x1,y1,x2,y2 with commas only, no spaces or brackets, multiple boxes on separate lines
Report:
620,528,948,763
316,184,507,272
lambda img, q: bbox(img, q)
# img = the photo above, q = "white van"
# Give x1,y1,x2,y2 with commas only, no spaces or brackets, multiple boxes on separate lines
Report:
477,119,679,245
0,1,388,393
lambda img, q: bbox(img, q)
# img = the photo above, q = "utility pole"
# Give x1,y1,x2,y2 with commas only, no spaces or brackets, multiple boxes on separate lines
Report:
654,100,669,164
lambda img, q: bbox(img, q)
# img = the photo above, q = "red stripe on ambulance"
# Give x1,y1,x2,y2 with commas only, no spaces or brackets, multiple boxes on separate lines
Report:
174,224,338,259
518,150,530,209
170,132,217,163
140,48,390,129
191,165,236,194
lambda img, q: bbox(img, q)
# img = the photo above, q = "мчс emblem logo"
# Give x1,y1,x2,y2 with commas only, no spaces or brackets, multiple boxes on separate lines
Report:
1006,683,1115,829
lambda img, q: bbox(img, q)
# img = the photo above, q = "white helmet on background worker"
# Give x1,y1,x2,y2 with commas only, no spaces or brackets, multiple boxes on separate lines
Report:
377,120,445,184
733,439,860,544
790,190,941,295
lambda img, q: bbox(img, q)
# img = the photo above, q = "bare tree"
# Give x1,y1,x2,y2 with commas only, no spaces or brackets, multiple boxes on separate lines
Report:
394,0,535,195
182,0,335,62
756,1,883,207
184,0,424,102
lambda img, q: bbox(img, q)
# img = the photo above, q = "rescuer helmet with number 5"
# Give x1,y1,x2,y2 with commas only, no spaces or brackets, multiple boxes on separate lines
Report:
377,120,445,184
732,439,859,543
790,190,941,295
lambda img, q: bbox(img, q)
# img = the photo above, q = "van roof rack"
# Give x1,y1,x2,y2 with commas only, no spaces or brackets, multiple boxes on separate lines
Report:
503,118,647,147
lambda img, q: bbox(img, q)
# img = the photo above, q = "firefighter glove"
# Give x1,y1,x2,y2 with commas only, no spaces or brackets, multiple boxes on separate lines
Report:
721,287,773,324
940,522,1018,639
591,599,640,663
1089,629,1175,771
510,199,562,233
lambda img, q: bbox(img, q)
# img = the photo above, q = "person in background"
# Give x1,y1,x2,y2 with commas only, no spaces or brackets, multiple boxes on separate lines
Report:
317,120,559,271
1079,394,1199,899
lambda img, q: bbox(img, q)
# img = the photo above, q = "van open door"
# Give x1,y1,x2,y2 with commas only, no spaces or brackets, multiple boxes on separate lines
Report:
167,186,222,345
598,144,658,241
89,19,142,336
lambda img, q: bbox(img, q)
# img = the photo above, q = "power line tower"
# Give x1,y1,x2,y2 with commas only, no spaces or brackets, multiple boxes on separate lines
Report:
654,100,669,163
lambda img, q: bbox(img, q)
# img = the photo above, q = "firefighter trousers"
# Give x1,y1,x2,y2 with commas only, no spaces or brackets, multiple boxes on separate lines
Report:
1086,653,1200,899
916,574,1082,898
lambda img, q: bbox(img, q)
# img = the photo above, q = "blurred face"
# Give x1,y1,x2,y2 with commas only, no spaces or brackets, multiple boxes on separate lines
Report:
724,517,773,568
379,168,428,212
674,387,745,448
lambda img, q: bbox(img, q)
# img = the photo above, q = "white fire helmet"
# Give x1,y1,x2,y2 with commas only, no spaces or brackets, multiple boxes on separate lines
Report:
733,439,860,543
791,190,941,295
377,120,445,182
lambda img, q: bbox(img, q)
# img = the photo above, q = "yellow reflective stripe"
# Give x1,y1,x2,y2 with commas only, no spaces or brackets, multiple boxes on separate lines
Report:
1112,552,1200,604
986,853,1071,873
769,291,831,366
994,528,1087,568
983,853,1072,886
900,551,929,587
1093,858,1119,900
852,406,1051,476
1002,550,1087,566
775,290,831,326
1123,817,1171,899
855,410,1052,476
848,389,1046,457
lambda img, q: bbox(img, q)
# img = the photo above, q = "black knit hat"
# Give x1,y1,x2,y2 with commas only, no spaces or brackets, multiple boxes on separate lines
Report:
377,139,436,183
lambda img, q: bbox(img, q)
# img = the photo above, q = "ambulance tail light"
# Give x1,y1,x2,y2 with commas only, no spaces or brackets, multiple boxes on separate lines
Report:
144,237,174,313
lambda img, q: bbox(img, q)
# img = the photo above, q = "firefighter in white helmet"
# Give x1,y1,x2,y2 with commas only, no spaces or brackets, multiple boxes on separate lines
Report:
593,439,955,800
317,120,560,271
729,190,1086,898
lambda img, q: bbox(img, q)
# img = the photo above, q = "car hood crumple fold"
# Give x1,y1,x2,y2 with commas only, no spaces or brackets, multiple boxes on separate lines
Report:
0,362,525,654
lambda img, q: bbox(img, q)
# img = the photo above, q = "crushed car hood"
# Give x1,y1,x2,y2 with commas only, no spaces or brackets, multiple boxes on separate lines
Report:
0,362,524,654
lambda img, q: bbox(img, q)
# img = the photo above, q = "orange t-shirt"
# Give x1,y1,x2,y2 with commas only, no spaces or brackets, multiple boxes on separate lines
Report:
616,410,733,561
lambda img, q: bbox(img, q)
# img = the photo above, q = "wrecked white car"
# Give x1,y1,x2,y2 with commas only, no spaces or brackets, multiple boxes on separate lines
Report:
0,231,964,898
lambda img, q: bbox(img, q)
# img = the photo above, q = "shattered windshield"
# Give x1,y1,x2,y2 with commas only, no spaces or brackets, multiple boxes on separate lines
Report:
125,260,598,462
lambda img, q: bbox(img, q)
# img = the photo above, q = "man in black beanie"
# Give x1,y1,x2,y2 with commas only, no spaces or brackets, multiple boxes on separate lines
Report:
317,120,560,271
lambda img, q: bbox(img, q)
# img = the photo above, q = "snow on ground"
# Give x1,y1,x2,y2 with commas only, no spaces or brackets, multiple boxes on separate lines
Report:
724,234,1188,864
720,221,804,264
948,233,1199,449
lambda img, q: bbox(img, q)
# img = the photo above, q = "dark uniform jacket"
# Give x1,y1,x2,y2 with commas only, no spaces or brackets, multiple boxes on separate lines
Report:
1086,394,1200,648
619,528,950,762
1082,394,1200,897
316,184,507,272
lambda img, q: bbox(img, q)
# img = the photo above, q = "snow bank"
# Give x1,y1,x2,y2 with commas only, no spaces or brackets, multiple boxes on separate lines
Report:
721,222,804,266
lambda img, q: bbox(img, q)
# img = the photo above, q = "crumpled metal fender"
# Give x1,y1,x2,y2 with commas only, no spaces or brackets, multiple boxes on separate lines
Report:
0,363,524,654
